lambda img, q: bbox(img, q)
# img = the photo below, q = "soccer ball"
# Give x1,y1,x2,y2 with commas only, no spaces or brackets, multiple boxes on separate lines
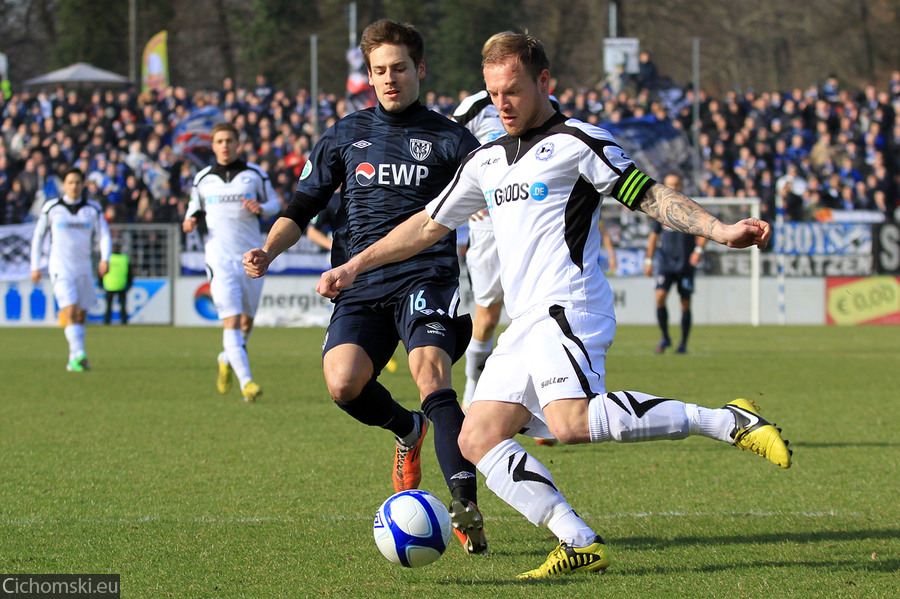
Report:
373,490,452,568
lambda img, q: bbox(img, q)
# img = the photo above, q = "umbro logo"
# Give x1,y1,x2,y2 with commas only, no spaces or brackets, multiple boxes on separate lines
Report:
352,140,372,149
425,322,446,333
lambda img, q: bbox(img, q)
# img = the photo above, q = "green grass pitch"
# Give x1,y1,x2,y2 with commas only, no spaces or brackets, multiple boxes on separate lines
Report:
1,324,898,598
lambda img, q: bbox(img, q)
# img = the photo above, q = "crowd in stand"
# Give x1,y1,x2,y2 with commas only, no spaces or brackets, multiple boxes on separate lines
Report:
1,65,899,229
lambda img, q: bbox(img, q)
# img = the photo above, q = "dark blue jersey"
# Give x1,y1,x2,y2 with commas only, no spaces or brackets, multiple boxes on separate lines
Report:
294,101,479,302
652,220,697,273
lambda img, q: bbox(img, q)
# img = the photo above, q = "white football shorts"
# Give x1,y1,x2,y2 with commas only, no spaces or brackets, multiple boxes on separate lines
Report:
207,259,264,320
52,272,98,311
471,304,616,439
465,227,504,307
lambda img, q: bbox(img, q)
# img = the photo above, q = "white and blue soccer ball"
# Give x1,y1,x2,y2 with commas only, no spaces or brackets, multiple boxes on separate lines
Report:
373,490,452,568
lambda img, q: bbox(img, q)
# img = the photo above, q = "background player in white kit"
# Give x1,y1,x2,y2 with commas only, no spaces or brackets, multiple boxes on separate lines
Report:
31,166,111,372
183,122,281,402
317,32,792,579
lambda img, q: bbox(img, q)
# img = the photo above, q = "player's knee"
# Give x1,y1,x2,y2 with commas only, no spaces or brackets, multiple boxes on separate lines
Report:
324,373,367,402
457,420,491,464
545,409,591,445
546,424,582,445
456,428,480,464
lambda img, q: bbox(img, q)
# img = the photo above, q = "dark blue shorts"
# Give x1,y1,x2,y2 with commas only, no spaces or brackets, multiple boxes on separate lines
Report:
323,282,471,374
655,269,695,299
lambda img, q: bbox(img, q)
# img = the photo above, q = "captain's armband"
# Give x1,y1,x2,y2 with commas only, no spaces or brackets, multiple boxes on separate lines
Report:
610,164,655,211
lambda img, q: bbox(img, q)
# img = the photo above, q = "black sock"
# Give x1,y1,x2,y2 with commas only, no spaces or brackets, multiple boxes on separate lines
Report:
681,309,692,346
422,389,477,504
334,379,415,438
657,306,669,340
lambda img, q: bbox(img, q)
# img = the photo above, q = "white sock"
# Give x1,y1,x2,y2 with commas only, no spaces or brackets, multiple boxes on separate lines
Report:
65,324,86,359
223,328,252,388
478,438,573,528
546,506,597,548
685,404,737,443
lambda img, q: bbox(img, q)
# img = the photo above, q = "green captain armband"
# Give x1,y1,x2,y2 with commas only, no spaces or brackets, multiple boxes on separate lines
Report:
611,164,655,210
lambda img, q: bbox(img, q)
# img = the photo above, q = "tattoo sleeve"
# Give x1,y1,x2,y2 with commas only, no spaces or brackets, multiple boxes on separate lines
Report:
639,183,720,240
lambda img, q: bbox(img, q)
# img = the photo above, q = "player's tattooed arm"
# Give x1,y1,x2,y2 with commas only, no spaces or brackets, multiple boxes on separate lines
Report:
639,183,722,241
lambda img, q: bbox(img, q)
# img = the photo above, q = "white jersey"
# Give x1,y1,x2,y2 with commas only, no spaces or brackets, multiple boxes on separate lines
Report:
186,160,281,265
453,91,560,233
427,113,654,319
31,195,112,278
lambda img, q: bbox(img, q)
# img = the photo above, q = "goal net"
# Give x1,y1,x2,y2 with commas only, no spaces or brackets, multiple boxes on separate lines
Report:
601,196,762,326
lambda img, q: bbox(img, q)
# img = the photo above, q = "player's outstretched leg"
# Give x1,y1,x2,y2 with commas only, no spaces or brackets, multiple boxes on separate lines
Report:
724,398,792,468
588,391,792,468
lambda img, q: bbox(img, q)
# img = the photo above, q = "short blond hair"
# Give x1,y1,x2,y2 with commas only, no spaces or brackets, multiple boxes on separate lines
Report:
482,31,550,80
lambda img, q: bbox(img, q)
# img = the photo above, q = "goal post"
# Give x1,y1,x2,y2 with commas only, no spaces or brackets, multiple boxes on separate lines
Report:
695,197,761,327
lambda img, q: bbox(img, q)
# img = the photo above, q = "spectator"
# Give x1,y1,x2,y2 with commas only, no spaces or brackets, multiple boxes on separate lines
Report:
634,51,658,94
776,163,807,221
3,178,31,224
1,65,896,227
